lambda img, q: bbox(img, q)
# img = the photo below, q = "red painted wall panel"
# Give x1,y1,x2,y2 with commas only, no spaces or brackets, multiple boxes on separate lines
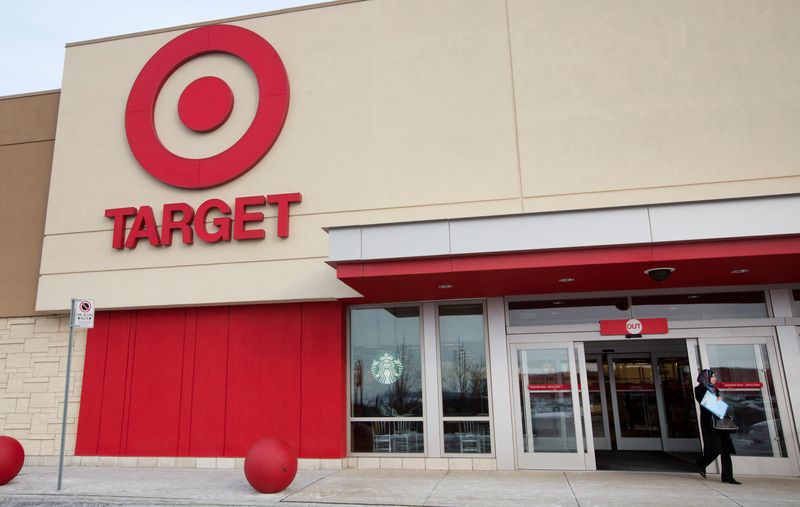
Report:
75,302,346,459
187,307,228,456
176,308,196,456
96,311,134,454
74,311,110,455
224,305,302,456
124,308,186,455
300,303,346,458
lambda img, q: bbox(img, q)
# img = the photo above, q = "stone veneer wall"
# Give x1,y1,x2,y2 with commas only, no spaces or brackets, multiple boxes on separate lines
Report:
0,315,85,466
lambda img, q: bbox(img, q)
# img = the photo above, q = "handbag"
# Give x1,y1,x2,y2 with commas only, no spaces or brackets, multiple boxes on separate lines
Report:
712,413,739,432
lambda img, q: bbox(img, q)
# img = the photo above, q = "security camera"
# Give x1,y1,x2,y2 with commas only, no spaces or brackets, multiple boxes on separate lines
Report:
644,267,675,282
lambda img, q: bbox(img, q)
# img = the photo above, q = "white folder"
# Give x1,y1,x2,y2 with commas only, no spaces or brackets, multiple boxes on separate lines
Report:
700,390,729,419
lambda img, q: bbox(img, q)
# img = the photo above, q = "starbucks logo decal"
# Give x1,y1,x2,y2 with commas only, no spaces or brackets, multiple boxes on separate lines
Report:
370,353,404,385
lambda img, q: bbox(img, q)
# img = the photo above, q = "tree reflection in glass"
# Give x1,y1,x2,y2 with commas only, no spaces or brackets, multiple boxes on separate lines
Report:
439,304,488,416
350,307,422,418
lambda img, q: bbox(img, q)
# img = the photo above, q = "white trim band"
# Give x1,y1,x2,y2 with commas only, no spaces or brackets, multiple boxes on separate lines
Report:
328,195,800,262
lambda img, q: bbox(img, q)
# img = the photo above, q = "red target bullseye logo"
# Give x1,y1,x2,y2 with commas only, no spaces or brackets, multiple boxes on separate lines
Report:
125,25,289,189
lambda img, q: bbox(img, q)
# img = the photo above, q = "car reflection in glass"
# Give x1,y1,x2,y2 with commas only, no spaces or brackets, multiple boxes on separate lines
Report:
732,419,781,457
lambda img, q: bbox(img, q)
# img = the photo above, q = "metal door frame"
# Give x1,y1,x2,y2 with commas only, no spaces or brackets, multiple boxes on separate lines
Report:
585,353,612,451
505,326,799,474
652,350,703,453
695,335,800,476
510,339,595,470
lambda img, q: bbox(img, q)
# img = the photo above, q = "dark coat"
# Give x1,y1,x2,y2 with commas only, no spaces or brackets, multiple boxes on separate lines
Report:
695,384,736,455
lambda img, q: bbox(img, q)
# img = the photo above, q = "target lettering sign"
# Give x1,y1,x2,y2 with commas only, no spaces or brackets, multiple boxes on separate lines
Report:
105,25,302,250
70,299,95,329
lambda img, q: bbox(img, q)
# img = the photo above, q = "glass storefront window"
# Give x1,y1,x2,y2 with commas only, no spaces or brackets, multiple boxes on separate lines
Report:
442,421,491,454
632,292,768,321
439,304,488,416
350,306,423,454
350,421,424,454
508,298,630,327
439,303,491,454
706,343,787,457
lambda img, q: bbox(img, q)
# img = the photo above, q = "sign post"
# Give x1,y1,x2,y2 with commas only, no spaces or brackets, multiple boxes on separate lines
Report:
57,298,94,491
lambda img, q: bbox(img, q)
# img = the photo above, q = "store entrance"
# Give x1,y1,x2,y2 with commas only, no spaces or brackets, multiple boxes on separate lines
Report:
585,339,700,472
511,331,798,475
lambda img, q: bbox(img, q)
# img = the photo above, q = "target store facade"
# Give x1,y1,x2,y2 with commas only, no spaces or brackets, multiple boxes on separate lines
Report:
15,0,800,473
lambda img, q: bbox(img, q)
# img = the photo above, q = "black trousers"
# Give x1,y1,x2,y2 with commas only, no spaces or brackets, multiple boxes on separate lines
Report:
697,444,733,480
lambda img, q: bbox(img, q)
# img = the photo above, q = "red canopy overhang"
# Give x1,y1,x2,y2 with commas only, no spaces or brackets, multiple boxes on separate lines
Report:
335,236,800,303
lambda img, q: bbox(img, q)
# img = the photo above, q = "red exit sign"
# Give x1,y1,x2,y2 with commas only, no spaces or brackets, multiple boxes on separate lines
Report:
599,318,668,336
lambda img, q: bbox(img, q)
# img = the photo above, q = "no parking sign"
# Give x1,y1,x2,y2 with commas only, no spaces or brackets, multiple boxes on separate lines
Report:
70,298,95,329
60,297,95,489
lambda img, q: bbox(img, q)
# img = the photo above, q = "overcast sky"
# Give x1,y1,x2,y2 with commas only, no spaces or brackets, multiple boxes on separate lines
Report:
0,0,319,97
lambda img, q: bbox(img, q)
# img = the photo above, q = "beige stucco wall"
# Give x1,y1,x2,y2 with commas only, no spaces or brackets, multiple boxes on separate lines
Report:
0,91,59,317
38,0,800,311
511,0,800,212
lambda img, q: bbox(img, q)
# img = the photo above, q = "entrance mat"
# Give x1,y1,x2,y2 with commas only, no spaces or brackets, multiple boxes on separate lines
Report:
595,450,697,473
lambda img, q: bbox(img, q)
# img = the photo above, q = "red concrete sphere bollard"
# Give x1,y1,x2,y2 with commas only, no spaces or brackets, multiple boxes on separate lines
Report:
0,436,25,486
243,437,297,493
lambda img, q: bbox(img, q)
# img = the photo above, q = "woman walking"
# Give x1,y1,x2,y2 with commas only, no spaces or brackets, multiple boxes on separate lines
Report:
695,369,740,484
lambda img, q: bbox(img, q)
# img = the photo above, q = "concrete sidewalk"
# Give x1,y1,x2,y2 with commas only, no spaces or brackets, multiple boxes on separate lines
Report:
0,466,798,506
